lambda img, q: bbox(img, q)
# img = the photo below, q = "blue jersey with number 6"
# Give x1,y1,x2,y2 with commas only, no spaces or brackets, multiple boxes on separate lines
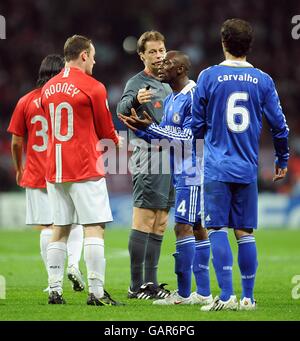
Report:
191,60,289,184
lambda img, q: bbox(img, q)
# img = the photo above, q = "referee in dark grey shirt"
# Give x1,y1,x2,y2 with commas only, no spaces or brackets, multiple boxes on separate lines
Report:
117,31,174,299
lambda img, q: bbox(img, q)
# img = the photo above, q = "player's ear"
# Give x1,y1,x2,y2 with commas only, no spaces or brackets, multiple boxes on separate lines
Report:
81,50,87,62
177,65,184,75
139,53,145,62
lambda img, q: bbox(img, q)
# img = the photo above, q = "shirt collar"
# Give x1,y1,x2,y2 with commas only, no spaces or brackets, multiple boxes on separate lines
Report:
180,80,196,95
219,60,254,68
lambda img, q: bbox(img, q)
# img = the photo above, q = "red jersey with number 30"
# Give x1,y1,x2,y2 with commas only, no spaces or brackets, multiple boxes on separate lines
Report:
7,88,48,188
41,67,118,183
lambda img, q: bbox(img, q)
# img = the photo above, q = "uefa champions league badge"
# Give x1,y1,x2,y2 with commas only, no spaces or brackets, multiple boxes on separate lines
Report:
172,112,181,124
0,15,6,39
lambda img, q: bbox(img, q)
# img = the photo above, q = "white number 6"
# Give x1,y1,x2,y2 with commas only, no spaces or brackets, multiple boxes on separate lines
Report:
226,92,249,133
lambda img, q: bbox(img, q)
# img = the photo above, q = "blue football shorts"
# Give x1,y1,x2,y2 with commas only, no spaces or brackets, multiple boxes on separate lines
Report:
203,180,258,229
175,185,201,225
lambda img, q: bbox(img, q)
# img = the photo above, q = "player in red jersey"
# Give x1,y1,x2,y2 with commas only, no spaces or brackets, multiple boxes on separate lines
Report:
7,55,85,292
41,35,122,305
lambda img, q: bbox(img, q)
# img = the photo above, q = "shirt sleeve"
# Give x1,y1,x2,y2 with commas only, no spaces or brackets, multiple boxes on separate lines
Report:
142,96,192,142
116,78,141,116
7,97,27,136
134,129,153,144
146,120,192,142
262,76,289,168
91,83,119,144
191,70,208,140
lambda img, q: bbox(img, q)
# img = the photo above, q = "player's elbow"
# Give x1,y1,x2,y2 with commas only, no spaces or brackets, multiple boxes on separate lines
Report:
272,127,289,140
117,102,133,117
11,135,23,149
191,126,205,139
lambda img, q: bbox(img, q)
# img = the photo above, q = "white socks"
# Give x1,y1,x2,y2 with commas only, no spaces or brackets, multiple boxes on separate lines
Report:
41,225,83,272
84,237,105,299
47,242,67,294
40,228,53,271
67,224,84,269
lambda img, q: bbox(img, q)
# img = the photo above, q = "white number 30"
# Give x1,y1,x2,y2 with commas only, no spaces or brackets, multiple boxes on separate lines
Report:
226,92,249,133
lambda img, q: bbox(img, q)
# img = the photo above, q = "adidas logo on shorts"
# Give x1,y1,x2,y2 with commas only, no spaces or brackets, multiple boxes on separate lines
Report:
205,215,211,222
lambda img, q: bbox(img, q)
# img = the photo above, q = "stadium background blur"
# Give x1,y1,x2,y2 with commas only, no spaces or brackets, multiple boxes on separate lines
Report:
0,0,300,228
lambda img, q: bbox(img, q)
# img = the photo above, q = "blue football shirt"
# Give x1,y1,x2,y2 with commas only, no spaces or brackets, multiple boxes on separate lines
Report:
191,60,289,184
135,80,201,187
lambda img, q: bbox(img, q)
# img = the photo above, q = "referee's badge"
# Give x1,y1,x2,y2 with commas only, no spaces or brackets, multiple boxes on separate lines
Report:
172,112,181,124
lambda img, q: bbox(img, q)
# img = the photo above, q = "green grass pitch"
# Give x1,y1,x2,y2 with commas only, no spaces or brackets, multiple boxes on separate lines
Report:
0,228,300,321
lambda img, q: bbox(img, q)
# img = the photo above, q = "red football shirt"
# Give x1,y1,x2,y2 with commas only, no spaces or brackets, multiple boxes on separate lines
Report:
41,67,119,183
7,88,48,188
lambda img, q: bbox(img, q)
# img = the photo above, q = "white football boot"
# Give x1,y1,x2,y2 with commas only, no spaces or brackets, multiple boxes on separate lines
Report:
189,292,214,305
239,297,256,310
201,295,238,311
153,290,192,305
67,265,85,291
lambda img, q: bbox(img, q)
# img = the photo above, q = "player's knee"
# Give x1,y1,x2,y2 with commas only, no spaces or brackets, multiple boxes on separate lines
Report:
84,224,105,238
193,225,208,240
51,225,71,242
193,223,208,240
40,224,52,230
152,210,169,234
174,223,193,238
153,223,167,235
153,218,168,234
132,208,156,232
133,217,156,233
235,228,253,240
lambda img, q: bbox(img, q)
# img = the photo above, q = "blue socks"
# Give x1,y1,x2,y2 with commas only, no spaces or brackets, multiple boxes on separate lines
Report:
209,229,233,301
174,236,195,298
237,235,258,303
193,240,211,296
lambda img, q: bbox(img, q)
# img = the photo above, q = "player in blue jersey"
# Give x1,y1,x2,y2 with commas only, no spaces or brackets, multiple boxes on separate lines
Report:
191,19,289,311
119,51,213,305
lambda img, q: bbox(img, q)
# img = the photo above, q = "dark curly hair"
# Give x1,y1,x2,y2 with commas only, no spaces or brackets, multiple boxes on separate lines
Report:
221,19,254,57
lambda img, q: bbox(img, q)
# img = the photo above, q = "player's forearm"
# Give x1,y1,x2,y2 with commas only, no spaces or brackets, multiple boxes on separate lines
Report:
11,135,24,171
273,137,289,169
191,105,206,139
99,126,119,145
117,96,140,116
191,81,207,139
270,123,289,168
191,120,205,139
147,124,192,142
135,129,152,144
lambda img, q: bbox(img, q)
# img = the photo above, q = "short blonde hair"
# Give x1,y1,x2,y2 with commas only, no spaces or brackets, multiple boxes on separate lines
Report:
137,31,165,54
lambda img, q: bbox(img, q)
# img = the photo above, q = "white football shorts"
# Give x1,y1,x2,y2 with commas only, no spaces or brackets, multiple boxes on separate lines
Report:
46,177,113,225
26,188,53,225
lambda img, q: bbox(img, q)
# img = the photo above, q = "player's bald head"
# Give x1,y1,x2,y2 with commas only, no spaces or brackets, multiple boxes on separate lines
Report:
166,50,191,73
